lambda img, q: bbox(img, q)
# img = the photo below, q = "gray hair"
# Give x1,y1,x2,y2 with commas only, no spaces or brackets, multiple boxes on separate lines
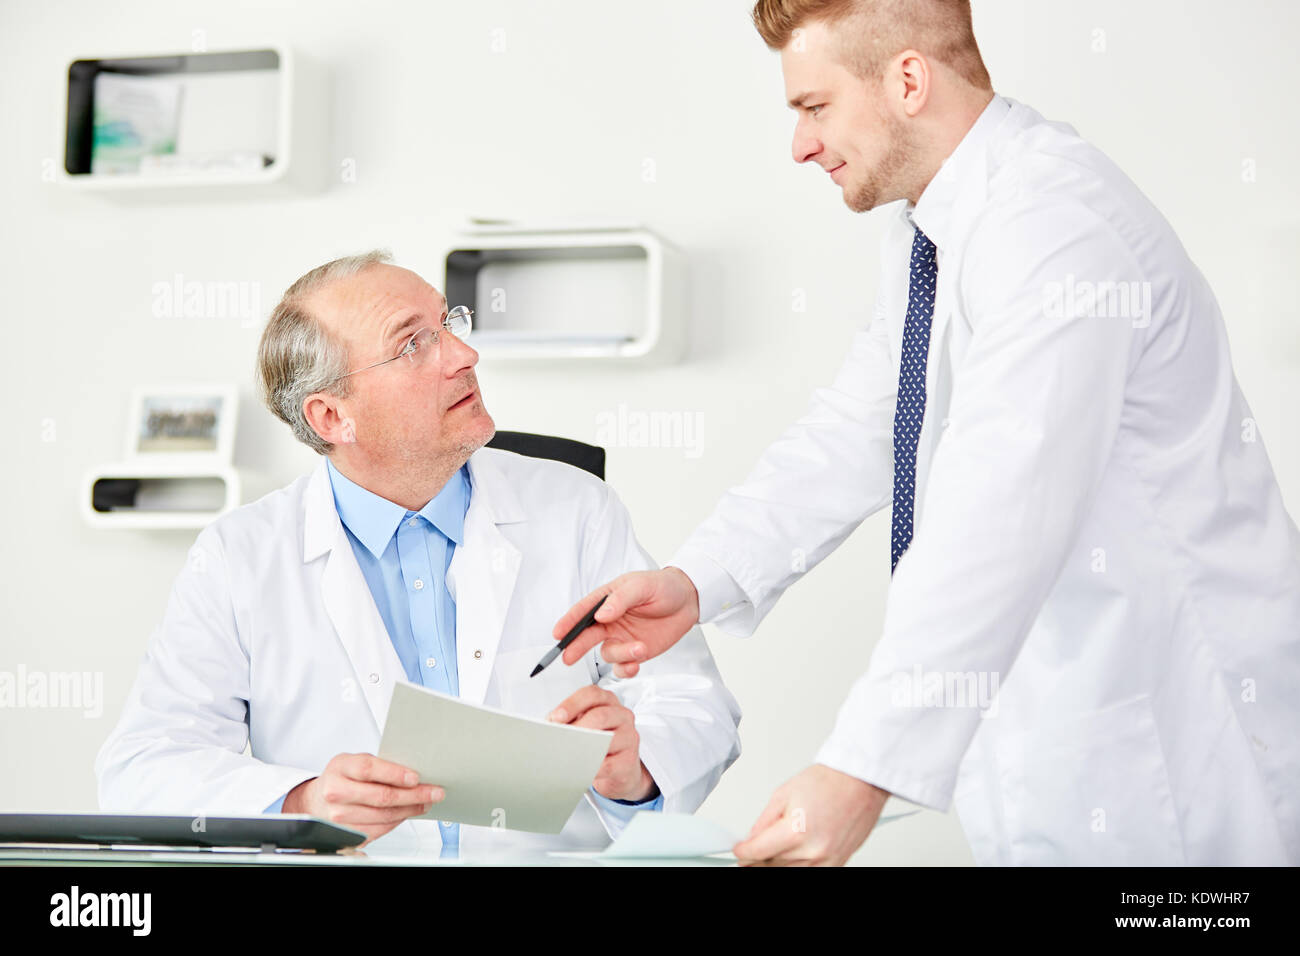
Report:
256,250,393,455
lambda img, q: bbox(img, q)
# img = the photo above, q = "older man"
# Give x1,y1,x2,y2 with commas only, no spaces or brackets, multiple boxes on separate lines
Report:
95,251,741,855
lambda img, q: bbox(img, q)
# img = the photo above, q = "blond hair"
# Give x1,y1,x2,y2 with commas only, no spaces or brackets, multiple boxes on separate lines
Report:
752,0,991,90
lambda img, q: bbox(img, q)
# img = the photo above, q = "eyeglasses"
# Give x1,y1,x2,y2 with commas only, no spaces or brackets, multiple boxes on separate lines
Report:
338,305,473,380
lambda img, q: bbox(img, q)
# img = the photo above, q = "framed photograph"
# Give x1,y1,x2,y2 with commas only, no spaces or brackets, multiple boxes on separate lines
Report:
127,385,238,463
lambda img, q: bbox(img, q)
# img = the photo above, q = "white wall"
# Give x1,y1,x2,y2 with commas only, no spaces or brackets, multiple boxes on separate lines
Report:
1,0,1296,866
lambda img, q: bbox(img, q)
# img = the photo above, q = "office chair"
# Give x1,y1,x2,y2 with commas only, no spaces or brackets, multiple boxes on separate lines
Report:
485,430,605,481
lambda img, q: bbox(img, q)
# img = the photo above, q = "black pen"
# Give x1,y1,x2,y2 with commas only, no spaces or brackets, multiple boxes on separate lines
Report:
531,595,609,678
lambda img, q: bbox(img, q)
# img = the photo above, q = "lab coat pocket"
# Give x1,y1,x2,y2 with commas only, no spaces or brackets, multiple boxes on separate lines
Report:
998,694,1184,865
488,646,593,721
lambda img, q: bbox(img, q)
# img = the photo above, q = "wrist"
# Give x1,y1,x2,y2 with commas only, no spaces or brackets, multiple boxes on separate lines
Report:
861,781,890,812
635,763,659,802
599,764,659,804
281,778,315,815
625,763,659,803
665,566,701,623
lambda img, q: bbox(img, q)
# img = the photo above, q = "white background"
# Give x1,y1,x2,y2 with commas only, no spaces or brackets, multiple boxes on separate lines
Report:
1,0,1297,865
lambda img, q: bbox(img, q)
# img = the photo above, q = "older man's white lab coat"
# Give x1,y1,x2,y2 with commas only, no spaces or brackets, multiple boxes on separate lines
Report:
671,95,1300,865
97,447,741,855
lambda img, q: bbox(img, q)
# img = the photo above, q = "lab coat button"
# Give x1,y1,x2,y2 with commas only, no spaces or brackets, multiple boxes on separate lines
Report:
473,650,482,659
368,673,379,684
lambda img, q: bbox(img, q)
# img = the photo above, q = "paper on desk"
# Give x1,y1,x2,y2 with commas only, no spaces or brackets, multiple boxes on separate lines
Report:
378,681,612,834
602,812,739,858
555,808,923,860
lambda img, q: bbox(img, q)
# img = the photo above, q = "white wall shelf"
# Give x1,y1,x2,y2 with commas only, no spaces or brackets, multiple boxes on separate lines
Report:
81,461,240,531
437,225,686,363
56,45,327,198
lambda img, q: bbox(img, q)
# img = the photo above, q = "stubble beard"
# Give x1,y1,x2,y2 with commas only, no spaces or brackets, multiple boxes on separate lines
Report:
844,110,914,213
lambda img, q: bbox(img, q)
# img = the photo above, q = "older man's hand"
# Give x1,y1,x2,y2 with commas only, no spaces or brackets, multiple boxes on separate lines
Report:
549,685,658,803
733,764,890,866
282,753,444,846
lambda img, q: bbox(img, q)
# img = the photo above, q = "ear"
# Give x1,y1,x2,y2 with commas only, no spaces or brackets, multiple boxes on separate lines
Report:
893,49,931,117
303,392,354,446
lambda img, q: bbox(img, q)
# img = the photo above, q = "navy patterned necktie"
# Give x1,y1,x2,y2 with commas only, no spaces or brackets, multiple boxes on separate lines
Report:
891,226,938,575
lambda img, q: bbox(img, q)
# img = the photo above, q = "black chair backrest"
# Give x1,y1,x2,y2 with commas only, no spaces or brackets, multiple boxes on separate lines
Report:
485,430,605,481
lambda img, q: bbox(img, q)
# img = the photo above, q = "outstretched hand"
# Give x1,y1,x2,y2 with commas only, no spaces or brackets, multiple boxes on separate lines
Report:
552,567,701,677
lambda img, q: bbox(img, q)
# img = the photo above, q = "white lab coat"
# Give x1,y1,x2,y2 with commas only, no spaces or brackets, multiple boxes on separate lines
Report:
671,95,1300,865
96,447,742,855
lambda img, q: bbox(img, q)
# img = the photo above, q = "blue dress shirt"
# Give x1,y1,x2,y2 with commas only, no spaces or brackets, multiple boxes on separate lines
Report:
266,459,662,840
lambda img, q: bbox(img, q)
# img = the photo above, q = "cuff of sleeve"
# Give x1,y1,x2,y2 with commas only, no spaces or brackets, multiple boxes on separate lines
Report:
248,767,317,817
587,787,664,837
612,788,663,808
667,546,747,624
813,732,954,813
590,785,663,811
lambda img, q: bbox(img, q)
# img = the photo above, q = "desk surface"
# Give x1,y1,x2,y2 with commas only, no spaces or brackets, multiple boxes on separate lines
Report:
0,845,736,867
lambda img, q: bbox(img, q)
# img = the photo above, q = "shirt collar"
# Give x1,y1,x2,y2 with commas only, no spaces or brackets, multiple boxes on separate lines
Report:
326,458,471,559
906,92,1011,251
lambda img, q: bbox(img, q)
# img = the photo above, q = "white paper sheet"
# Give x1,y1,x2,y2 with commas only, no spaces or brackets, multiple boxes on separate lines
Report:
551,808,923,860
378,681,612,834
603,812,740,858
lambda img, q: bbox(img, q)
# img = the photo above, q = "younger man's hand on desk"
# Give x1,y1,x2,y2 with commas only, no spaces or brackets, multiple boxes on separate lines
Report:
282,752,445,845
549,686,658,803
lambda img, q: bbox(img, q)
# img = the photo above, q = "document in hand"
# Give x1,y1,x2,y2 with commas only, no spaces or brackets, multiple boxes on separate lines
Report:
378,681,613,834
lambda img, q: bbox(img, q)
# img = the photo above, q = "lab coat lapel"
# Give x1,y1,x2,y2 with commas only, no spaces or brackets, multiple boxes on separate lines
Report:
915,239,964,485
447,450,525,706
302,460,405,734
910,100,1023,488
